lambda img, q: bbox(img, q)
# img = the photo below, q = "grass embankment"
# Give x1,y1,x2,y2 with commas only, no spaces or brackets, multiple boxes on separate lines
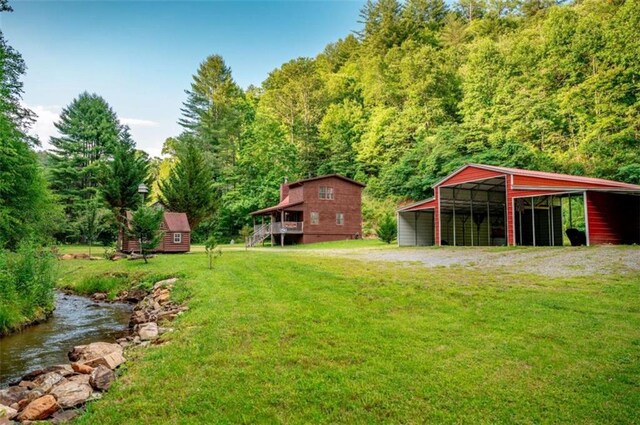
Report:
0,243,57,335
55,248,640,424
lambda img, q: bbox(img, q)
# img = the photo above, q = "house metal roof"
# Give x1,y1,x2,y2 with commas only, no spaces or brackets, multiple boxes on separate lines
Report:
287,174,366,188
250,196,304,216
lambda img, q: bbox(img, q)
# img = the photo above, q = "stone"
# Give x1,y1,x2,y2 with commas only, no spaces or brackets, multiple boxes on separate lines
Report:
83,351,126,370
49,380,92,408
17,395,59,421
138,322,158,341
0,404,17,420
68,342,123,363
31,372,65,393
18,381,35,389
50,409,80,424
71,363,93,375
129,310,148,325
132,336,141,344
153,278,177,291
92,293,107,301
22,364,73,382
59,254,74,260
67,374,91,386
154,289,170,304
17,389,44,411
158,327,174,335
89,366,115,391
0,386,30,407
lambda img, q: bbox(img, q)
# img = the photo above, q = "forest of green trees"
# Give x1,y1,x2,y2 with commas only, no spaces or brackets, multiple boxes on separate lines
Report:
2,0,640,248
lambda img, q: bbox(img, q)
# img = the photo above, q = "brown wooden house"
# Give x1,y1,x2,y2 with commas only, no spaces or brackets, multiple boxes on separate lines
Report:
121,211,191,253
248,174,365,246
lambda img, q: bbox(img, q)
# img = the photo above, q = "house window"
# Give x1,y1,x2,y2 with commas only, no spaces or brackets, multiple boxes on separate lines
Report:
173,233,182,244
319,186,334,200
336,212,344,225
311,212,319,225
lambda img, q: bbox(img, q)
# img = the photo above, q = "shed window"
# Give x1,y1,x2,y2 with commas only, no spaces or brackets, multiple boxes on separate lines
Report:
336,212,344,225
311,212,319,225
173,233,182,244
319,186,334,200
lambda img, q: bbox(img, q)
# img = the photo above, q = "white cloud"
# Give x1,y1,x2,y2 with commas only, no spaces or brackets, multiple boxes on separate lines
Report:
24,103,163,155
120,117,159,128
27,104,61,149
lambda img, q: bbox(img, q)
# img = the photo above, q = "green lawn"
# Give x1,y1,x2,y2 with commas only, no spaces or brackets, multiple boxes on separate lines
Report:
56,249,640,424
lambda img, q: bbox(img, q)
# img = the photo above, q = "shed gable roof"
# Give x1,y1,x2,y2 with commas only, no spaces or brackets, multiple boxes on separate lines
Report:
164,212,190,232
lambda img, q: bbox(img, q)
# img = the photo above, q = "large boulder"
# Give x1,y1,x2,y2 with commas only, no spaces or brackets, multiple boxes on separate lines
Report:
68,374,91,386
49,380,93,408
84,350,126,370
153,278,177,291
69,342,125,369
22,364,73,381
0,404,17,420
89,366,115,391
0,386,30,406
138,322,158,341
17,395,59,421
31,371,65,393
68,342,123,363
16,389,44,411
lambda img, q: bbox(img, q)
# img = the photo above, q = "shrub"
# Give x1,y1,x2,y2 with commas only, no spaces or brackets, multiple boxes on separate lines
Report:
0,241,57,335
376,213,397,244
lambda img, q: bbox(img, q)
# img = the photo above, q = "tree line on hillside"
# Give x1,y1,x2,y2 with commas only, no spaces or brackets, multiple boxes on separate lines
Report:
2,0,640,250
156,0,640,240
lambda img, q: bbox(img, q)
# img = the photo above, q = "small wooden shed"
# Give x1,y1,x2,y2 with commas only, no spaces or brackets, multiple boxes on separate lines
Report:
121,211,191,253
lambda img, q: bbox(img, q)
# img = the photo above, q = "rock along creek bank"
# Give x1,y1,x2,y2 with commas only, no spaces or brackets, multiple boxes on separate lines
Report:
0,278,187,424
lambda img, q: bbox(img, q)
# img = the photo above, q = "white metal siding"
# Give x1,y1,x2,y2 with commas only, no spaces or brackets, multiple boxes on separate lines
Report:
398,211,434,246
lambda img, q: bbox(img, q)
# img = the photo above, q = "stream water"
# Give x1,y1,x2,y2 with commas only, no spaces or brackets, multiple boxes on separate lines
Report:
0,292,132,387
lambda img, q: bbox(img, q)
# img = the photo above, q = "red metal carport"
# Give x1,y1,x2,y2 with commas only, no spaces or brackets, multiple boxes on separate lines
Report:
397,164,640,246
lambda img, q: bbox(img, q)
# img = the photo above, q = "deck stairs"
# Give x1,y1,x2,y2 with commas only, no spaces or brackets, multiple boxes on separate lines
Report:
247,223,270,247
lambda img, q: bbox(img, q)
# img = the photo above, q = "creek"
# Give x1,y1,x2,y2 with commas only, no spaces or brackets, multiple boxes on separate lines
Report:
0,291,131,387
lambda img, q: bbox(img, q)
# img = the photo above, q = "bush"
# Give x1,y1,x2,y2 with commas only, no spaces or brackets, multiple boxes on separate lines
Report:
376,213,397,244
0,241,57,335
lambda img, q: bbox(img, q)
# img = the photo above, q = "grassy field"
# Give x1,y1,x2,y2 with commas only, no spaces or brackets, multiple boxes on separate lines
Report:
54,247,640,424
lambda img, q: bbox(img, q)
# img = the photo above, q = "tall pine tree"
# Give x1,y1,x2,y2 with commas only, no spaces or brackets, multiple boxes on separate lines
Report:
48,92,121,235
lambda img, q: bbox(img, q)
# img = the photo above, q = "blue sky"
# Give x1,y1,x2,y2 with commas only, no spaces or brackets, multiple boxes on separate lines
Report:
1,1,364,156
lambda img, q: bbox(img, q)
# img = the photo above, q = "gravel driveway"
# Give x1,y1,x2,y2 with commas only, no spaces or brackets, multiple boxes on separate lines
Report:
281,245,640,278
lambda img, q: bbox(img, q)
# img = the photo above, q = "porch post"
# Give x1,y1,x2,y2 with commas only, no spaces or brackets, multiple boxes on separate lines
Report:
280,210,284,247
270,214,275,246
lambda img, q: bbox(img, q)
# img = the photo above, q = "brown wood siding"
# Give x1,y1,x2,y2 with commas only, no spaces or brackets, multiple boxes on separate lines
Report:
121,232,191,253
302,176,362,240
288,186,304,204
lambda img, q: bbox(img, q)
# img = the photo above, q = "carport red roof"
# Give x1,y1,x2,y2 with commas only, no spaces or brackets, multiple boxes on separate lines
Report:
398,163,640,212
436,164,640,190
